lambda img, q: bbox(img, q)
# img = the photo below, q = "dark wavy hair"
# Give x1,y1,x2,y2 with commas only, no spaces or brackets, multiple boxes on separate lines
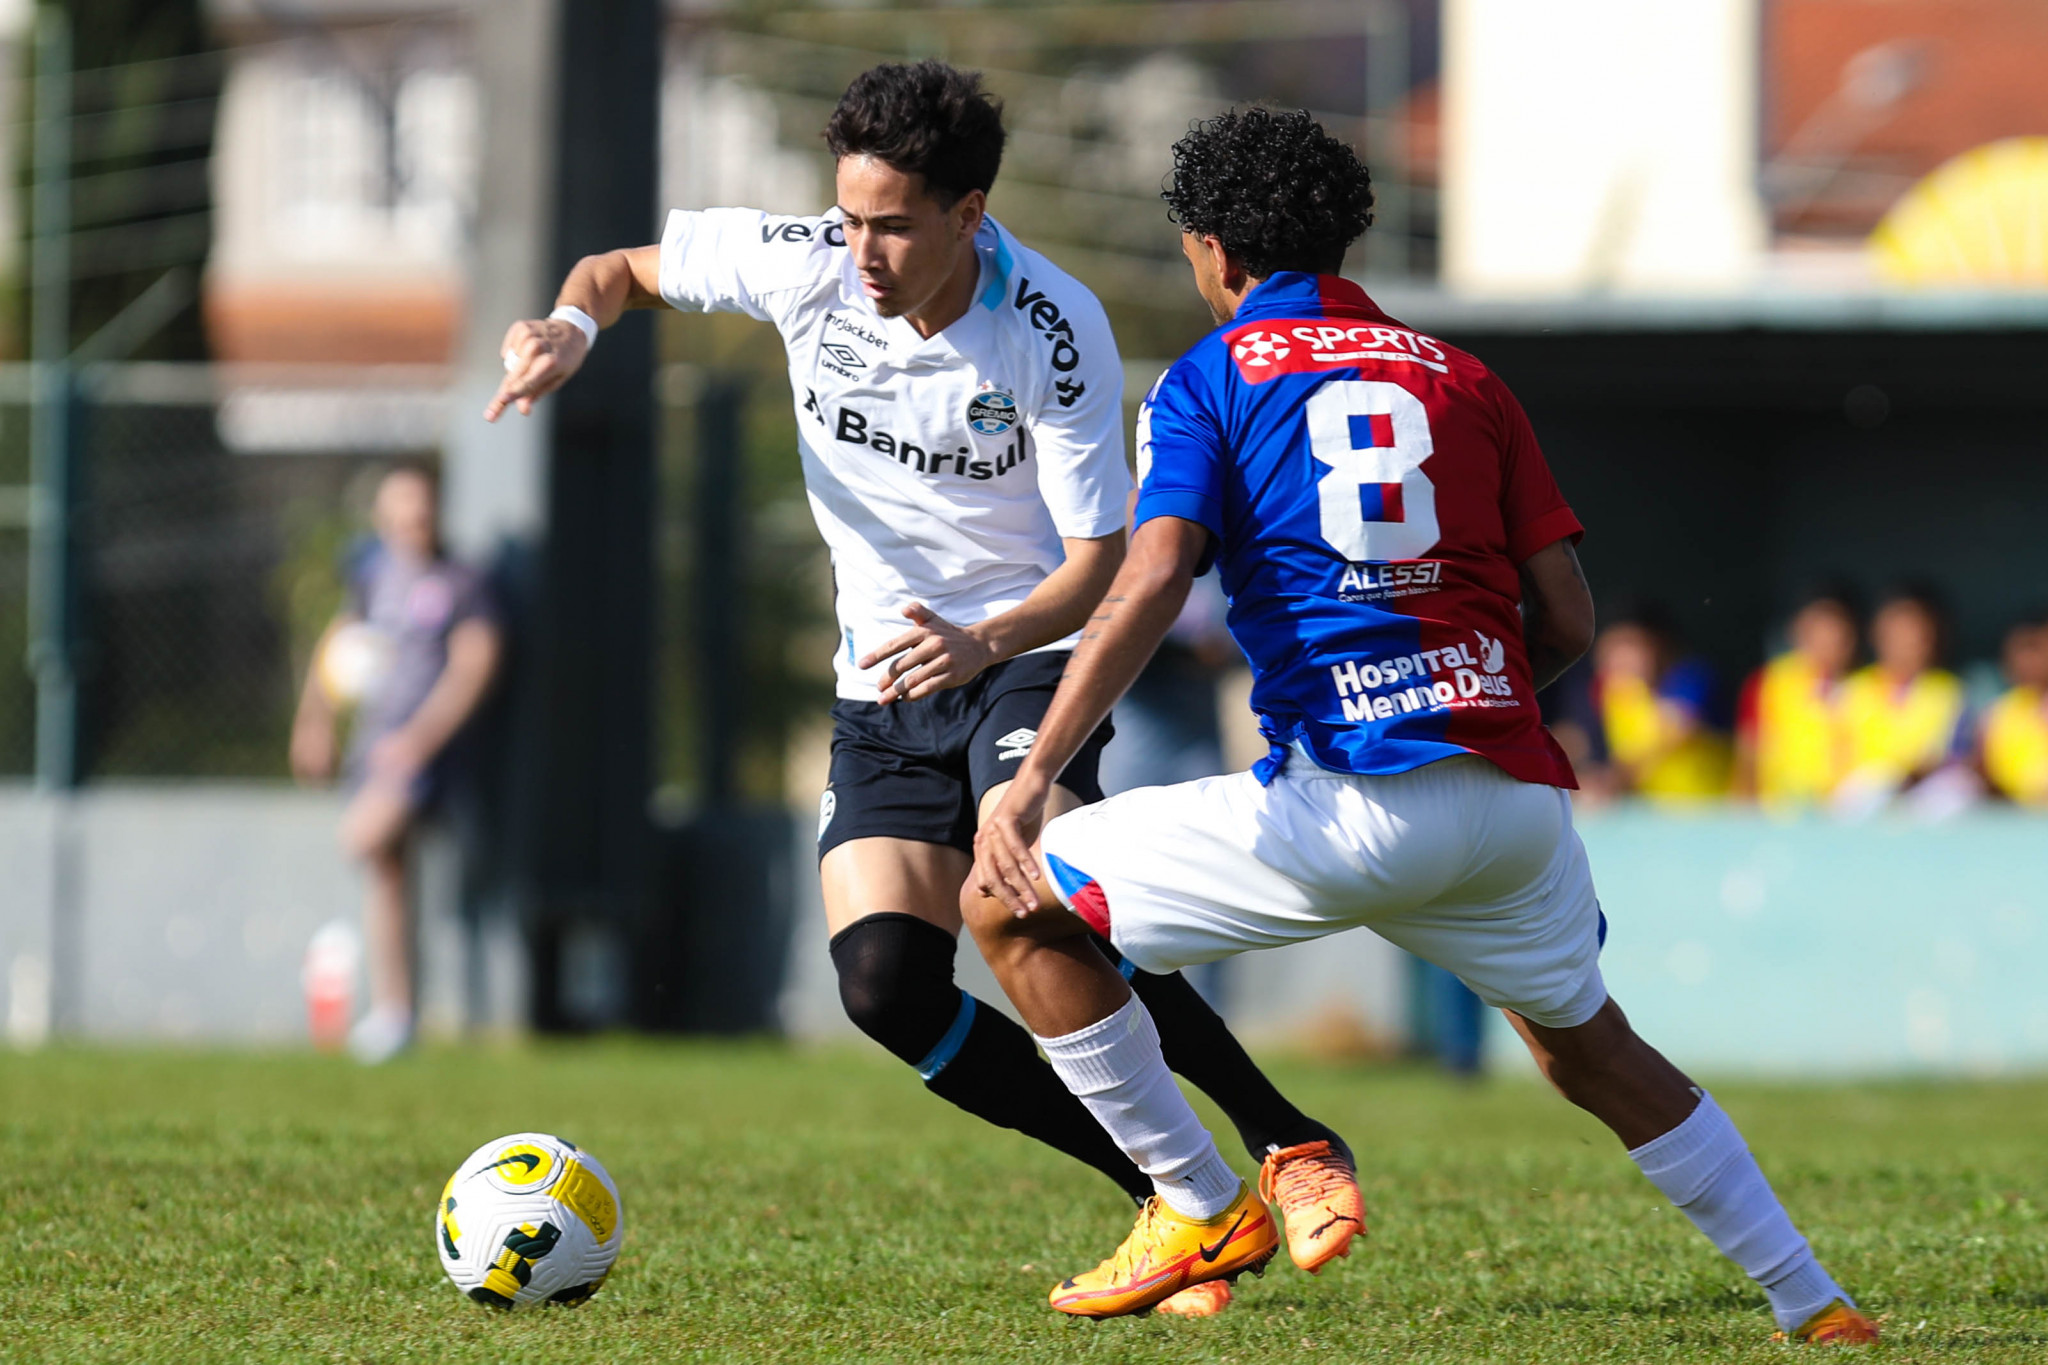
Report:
823,61,1006,206
1162,108,1375,278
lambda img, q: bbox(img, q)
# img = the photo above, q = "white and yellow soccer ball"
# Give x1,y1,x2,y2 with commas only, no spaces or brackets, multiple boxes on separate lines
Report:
436,1132,623,1309
315,621,392,708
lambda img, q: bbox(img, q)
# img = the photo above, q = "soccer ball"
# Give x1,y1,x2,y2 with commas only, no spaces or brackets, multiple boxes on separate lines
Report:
436,1133,623,1309
314,620,391,707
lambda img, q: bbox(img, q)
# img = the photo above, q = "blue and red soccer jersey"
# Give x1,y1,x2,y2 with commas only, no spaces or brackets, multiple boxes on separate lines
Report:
1134,273,1581,788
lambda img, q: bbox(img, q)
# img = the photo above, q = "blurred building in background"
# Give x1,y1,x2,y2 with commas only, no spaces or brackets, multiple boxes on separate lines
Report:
0,0,2043,1072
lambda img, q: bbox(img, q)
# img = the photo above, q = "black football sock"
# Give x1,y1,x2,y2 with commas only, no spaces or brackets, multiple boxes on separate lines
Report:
923,1001,1153,1204
1118,950,1348,1163
831,913,1150,1203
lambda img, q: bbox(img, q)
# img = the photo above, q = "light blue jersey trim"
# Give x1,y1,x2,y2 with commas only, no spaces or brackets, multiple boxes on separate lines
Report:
916,991,978,1079
977,229,1015,311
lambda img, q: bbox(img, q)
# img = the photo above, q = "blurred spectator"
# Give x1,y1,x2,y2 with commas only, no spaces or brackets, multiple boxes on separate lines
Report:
1585,602,1731,803
1834,586,1966,812
289,465,503,1063
1735,587,1859,804
1978,607,2048,807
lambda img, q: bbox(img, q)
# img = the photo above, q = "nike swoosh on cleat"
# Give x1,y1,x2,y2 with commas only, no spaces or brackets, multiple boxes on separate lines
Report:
1199,1210,1249,1263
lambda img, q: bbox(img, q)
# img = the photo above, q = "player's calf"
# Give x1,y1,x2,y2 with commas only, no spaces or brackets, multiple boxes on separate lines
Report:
830,909,1156,1203
1510,997,1873,1342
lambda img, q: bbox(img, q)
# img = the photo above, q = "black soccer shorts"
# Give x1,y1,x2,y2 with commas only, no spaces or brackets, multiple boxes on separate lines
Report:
817,651,1114,859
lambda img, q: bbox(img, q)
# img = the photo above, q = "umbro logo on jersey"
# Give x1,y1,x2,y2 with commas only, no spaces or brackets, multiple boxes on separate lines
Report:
821,342,867,369
994,728,1038,761
1226,319,1452,383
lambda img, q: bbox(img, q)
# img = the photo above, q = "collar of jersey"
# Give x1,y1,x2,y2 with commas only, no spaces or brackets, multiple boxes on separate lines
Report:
1231,271,1393,325
975,216,1018,311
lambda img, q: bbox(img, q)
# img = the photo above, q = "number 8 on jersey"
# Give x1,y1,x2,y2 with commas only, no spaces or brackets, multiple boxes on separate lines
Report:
1307,380,1439,564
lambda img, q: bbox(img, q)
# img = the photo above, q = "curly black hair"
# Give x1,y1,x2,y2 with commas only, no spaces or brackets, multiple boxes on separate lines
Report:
1162,108,1375,278
824,61,1006,206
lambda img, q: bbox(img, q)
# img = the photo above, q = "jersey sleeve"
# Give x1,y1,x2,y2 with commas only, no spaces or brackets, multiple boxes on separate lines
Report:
449,564,501,631
657,208,830,323
1131,359,1226,542
1489,375,1584,562
1028,291,1131,539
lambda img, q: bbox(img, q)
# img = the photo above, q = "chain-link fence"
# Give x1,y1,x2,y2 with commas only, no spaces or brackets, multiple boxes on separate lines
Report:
0,364,431,782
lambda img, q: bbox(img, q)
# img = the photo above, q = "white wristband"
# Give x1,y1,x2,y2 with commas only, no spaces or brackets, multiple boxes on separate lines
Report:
549,305,599,349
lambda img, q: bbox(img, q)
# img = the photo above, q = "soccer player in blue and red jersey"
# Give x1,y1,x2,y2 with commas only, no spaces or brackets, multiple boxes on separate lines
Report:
963,110,1877,1344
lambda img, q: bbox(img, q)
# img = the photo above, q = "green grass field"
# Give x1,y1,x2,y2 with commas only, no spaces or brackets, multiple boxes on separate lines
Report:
3,1042,2043,1363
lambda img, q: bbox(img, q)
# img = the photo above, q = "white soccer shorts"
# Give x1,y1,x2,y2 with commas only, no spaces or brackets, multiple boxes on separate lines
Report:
1040,751,1607,1029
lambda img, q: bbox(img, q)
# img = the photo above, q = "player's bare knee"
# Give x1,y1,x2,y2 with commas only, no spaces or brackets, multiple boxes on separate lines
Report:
959,882,1023,956
962,882,1072,965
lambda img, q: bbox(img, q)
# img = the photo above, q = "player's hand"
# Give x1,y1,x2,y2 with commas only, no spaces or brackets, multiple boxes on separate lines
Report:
858,603,998,705
484,317,591,422
973,776,1050,917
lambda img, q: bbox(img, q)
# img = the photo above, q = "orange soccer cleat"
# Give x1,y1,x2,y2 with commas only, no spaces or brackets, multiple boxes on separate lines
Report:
1048,1182,1277,1319
1154,1279,1233,1317
1259,1139,1366,1273
1776,1301,1881,1346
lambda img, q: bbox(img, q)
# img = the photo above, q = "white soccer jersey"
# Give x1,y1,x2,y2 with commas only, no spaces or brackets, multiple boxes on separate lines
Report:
658,207,1131,700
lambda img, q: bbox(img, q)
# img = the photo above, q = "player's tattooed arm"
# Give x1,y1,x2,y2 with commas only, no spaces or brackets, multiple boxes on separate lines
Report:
1066,593,1129,672
1517,538,1595,692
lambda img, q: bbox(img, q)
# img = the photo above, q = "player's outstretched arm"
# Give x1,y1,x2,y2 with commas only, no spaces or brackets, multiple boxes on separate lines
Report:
973,516,1207,914
484,244,665,422
1518,538,1595,691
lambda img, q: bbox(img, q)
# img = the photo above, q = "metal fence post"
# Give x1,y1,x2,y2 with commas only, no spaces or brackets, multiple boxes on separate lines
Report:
29,6,79,792
1363,0,1413,279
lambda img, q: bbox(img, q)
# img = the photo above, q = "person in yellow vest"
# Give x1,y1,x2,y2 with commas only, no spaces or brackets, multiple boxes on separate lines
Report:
1978,609,2048,807
1588,604,1731,803
1835,587,1966,811
1734,588,1858,805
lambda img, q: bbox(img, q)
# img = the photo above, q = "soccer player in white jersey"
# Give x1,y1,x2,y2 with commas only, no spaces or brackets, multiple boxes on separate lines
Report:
965,109,1879,1344
487,63,1363,1313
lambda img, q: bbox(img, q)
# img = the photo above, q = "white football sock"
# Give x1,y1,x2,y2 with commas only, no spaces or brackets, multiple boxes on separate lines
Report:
1037,996,1242,1220
1629,1091,1849,1332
